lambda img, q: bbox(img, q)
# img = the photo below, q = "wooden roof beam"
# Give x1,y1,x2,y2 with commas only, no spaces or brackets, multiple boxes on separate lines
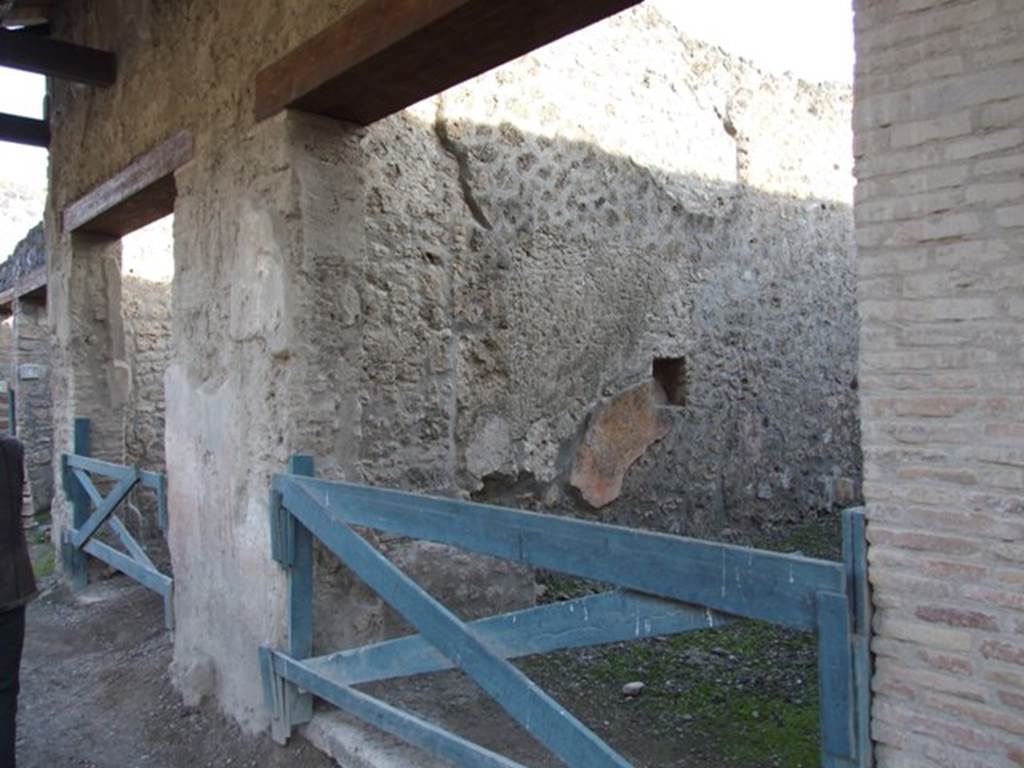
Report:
0,28,115,86
0,112,47,147
254,0,643,125
64,130,193,237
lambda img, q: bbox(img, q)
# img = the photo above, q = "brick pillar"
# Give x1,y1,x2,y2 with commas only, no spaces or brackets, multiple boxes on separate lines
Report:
854,2,1024,766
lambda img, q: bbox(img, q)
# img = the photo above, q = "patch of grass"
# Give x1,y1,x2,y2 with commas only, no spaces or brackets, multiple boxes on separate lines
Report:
759,512,843,561
525,512,843,766
584,621,820,767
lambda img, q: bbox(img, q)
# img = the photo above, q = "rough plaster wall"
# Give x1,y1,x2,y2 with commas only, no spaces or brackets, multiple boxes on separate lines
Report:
65,235,129,465
165,117,297,724
854,1,1024,766
122,216,174,474
13,299,53,516
44,0,370,587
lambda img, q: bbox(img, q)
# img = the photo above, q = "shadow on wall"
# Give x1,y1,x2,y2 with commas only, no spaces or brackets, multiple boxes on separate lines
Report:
294,110,862,652
350,112,861,534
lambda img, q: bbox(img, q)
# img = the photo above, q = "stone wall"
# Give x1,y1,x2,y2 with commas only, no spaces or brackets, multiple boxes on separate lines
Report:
351,10,860,538
0,318,12,436
13,298,53,516
46,0,861,733
0,223,45,291
0,317,11,388
122,217,174,474
0,225,52,515
854,2,1024,766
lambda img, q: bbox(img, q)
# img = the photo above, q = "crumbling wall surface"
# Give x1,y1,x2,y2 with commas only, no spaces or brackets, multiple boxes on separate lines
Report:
0,223,45,294
13,298,53,515
855,2,1024,767
65,235,130,464
352,6,860,535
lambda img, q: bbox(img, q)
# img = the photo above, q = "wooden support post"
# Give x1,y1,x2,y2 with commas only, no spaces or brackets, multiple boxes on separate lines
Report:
64,417,91,590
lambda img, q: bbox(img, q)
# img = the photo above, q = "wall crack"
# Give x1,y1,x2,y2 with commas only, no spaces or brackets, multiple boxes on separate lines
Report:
434,97,493,231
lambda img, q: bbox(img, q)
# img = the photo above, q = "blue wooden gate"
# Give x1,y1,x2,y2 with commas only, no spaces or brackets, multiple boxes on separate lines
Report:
61,417,173,629
261,456,872,767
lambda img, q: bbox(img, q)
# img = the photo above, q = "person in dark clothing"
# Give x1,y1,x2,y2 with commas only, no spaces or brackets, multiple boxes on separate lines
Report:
0,436,36,768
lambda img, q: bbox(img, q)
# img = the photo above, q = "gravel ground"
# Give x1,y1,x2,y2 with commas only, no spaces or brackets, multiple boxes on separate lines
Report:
17,578,333,768
16,512,841,768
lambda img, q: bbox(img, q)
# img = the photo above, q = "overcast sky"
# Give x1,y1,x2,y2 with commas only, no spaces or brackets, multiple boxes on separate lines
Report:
0,0,854,191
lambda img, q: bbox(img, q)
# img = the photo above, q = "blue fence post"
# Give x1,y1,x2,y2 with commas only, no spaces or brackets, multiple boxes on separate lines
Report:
287,455,315,728
265,454,316,744
62,417,91,590
156,472,169,534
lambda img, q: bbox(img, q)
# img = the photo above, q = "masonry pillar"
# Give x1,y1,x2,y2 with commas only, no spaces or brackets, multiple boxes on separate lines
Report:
65,235,130,463
12,296,53,516
854,2,1024,766
165,112,366,726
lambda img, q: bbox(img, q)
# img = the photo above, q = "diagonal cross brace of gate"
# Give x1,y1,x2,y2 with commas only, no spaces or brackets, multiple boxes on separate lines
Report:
262,456,872,768
61,417,173,630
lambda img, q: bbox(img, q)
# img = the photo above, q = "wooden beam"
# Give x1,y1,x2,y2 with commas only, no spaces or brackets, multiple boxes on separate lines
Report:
63,130,193,237
0,267,47,308
0,28,115,85
0,112,48,147
254,0,643,125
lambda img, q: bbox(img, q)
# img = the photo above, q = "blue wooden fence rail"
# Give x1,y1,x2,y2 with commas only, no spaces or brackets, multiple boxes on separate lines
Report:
61,417,173,630
261,456,873,767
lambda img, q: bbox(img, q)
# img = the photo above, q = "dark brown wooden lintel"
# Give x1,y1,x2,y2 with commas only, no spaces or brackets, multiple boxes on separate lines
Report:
0,28,116,86
0,112,48,147
0,267,47,309
254,0,643,125
63,130,193,237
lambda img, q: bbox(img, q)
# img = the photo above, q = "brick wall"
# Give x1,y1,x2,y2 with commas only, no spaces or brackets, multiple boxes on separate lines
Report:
854,2,1024,766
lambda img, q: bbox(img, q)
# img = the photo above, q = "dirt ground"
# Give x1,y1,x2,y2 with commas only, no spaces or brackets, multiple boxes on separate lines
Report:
17,512,839,768
17,578,334,768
